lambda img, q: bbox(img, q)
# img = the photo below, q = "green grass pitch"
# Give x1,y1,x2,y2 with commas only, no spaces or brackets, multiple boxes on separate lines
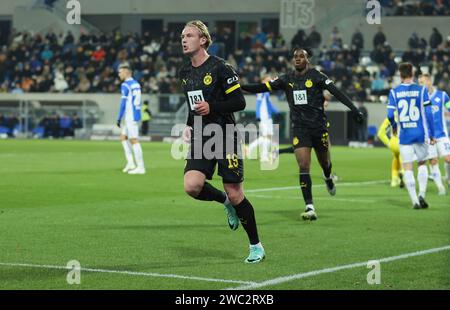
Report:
0,140,448,289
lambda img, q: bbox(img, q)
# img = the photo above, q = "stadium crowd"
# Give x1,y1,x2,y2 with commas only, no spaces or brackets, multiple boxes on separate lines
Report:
380,0,450,16
0,25,448,103
0,111,82,138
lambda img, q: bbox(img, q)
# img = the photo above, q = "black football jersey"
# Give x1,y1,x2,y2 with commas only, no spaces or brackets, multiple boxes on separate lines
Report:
268,68,332,129
178,55,241,130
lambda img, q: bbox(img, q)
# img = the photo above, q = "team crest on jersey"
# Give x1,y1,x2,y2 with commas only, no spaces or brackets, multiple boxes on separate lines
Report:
293,137,299,146
305,79,313,88
182,79,187,85
203,73,212,85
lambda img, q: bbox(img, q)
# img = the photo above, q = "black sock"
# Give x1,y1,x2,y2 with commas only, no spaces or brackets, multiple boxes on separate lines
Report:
299,173,313,205
279,146,294,154
233,197,259,245
323,163,332,179
195,182,226,203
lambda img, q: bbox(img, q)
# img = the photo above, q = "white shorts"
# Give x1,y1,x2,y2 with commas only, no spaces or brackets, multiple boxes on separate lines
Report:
259,119,273,137
427,136,450,159
121,121,139,139
399,143,430,164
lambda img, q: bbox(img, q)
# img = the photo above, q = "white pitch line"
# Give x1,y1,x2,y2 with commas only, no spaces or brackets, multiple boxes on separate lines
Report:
0,262,256,285
246,180,388,193
228,245,450,290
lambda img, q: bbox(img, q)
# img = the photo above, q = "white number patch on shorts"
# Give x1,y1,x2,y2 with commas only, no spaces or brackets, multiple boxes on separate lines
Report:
187,90,205,111
293,90,308,105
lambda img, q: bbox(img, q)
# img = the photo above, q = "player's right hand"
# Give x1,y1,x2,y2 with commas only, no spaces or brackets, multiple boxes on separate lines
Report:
116,120,121,128
429,138,436,145
182,126,192,143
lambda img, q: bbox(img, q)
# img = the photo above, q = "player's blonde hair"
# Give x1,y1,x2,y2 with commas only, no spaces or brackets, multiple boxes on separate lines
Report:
184,20,212,49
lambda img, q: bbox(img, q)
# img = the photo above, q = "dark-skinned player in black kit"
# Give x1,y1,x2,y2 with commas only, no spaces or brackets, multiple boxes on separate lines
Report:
242,48,364,221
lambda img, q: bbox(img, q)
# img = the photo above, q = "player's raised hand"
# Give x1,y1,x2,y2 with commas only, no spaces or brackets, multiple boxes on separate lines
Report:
194,100,210,116
182,126,192,143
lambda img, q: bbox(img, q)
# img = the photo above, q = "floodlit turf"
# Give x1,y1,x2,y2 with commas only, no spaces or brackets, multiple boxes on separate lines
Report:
0,140,448,290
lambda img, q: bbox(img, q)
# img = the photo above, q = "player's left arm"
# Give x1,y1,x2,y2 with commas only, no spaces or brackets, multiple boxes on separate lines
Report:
117,84,128,127
321,75,363,123
422,86,435,141
196,64,246,115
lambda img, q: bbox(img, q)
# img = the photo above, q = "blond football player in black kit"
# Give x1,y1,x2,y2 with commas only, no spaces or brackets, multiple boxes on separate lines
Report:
179,20,264,263
242,48,364,221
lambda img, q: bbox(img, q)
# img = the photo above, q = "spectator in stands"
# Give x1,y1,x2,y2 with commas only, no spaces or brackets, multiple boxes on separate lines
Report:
59,113,73,137
75,75,91,93
291,29,306,49
351,28,364,50
385,52,398,76
429,27,443,49
6,113,19,137
11,82,24,94
72,113,82,132
329,26,343,49
238,31,252,56
371,72,386,96
355,101,368,143
40,45,53,61
373,26,386,48
53,70,68,92
306,26,321,49
91,46,106,62
408,32,421,49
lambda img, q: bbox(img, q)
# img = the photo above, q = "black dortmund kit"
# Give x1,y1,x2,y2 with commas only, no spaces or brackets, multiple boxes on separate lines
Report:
179,55,244,183
268,68,333,151
243,68,360,151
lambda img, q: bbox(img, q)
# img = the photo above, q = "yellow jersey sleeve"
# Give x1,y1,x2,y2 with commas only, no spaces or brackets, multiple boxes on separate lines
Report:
377,118,391,147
